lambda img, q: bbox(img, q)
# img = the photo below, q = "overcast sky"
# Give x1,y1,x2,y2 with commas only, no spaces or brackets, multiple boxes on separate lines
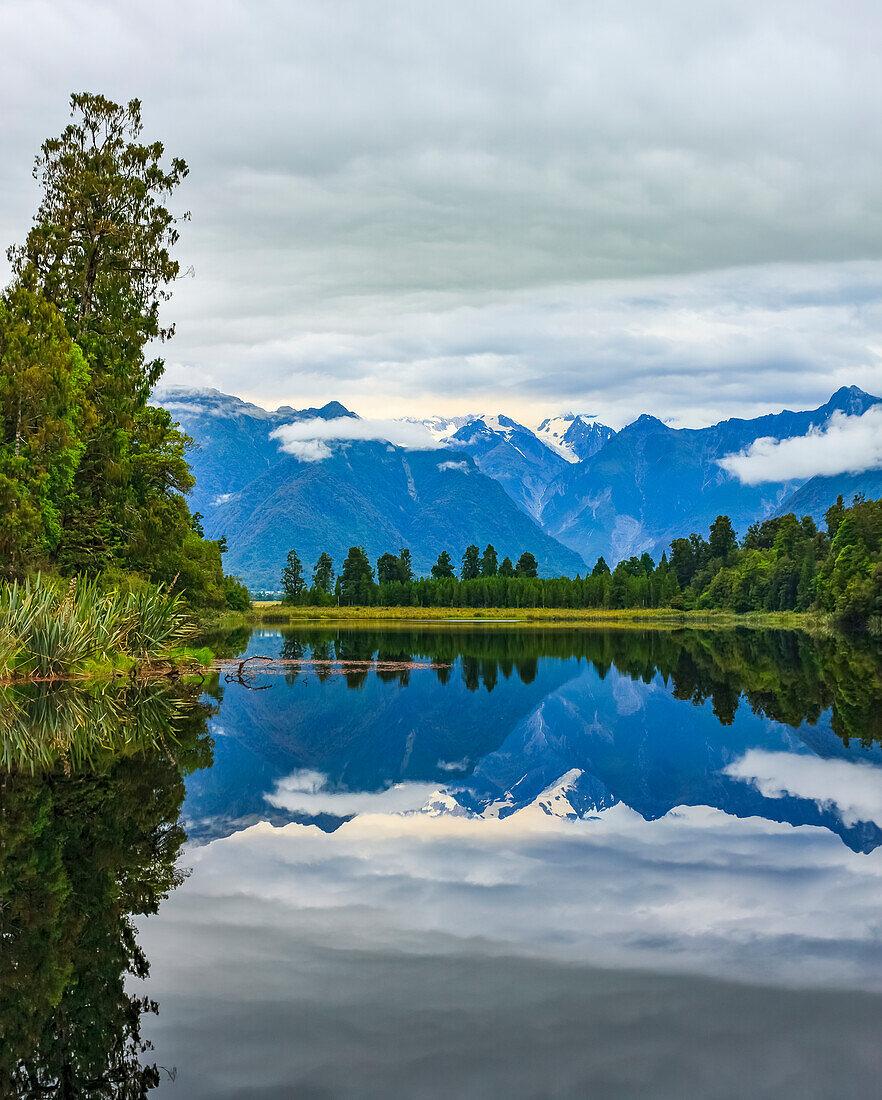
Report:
3,0,882,425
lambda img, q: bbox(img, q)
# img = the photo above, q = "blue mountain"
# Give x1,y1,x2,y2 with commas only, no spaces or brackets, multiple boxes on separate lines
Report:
539,386,882,566
158,388,584,588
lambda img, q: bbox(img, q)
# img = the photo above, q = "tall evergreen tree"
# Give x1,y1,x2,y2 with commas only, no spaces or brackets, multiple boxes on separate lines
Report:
377,552,402,585
6,92,227,600
515,551,538,578
480,544,498,577
312,551,334,592
0,282,88,575
398,548,413,583
461,544,480,580
709,514,737,560
431,550,455,579
340,546,375,605
281,549,305,602
498,556,515,578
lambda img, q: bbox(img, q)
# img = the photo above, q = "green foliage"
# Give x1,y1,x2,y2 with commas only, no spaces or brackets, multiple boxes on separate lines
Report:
0,281,89,575
223,575,251,611
461,544,480,580
0,574,194,678
481,544,498,577
312,551,334,593
515,551,538,578
281,549,305,603
498,556,515,578
431,550,455,579
1,92,243,608
339,546,376,605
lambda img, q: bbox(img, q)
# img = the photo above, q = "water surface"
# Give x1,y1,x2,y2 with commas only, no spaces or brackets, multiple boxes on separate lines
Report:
3,626,882,1097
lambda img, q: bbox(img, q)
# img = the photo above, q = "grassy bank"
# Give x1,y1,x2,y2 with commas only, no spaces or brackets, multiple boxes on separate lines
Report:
0,576,213,683
213,602,833,633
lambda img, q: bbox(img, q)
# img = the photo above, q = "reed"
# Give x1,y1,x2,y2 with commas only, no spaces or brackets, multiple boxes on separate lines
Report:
0,574,195,680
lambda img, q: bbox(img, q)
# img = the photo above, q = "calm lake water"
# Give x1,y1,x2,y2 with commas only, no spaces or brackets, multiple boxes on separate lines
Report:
4,625,882,1097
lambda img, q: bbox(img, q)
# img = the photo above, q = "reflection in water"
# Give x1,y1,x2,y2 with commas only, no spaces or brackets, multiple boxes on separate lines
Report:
194,626,882,851
0,685,213,1096
3,627,882,1096
148,626,882,1097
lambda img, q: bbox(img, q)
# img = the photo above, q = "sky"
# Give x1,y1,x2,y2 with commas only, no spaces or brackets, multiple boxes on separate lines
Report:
3,0,882,427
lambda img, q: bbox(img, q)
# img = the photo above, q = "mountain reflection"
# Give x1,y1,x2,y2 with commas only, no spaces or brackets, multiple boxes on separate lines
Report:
194,626,882,851
0,684,213,1097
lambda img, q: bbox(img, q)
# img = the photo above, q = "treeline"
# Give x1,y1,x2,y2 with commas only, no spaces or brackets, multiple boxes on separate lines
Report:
0,92,247,610
280,495,882,624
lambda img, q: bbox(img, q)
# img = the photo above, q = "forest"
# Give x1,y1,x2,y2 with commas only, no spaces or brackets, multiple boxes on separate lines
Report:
280,495,882,625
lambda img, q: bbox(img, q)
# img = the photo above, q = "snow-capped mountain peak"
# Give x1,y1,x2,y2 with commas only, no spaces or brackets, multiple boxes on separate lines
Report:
536,414,616,463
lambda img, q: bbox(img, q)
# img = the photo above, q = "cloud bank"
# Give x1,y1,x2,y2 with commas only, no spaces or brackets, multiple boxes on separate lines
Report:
719,406,882,484
726,751,882,828
4,2,882,420
270,416,440,461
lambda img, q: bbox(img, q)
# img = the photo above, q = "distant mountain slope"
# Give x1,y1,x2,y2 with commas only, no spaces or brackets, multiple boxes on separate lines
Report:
206,442,584,588
539,386,882,566
446,415,569,519
777,469,882,524
158,389,584,588
156,387,354,516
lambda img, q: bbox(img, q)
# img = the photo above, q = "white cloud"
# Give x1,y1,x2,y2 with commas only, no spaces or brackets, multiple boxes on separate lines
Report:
719,406,882,484
152,800,882,992
437,459,470,473
266,769,440,816
5,3,882,421
270,416,440,460
726,751,882,828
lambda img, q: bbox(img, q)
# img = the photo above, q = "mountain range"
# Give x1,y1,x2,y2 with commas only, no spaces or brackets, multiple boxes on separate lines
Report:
157,385,882,589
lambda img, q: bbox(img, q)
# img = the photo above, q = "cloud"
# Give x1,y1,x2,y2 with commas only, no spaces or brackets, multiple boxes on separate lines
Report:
437,459,470,473
4,3,882,421
149,799,882,993
726,751,882,828
266,769,440,816
270,416,440,460
719,406,882,484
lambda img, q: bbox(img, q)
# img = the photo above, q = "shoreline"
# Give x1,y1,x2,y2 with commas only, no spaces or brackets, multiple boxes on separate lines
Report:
202,604,836,634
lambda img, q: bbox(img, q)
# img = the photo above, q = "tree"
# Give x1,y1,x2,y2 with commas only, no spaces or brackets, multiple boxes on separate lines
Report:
6,92,233,602
480,544,498,577
498,556,515,578
461,544,481,580
825,495,847,539
515,551,538,578
340,546,375,605
313,551,334,592
398,548,413,583
281,549,305,602
591,556,610,576
0,281,88,575
709,515,737,560
431,550,455,579
377,552,402,585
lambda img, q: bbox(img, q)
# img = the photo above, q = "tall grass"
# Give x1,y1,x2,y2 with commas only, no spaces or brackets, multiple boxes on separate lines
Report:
0,574,194,679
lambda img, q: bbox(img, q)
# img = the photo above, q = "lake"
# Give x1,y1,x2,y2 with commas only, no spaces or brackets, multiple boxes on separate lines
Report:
3,624,882,1097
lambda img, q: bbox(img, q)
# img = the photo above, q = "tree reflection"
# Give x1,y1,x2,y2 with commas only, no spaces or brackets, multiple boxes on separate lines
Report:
0,684,213,1096
270,625,882,747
